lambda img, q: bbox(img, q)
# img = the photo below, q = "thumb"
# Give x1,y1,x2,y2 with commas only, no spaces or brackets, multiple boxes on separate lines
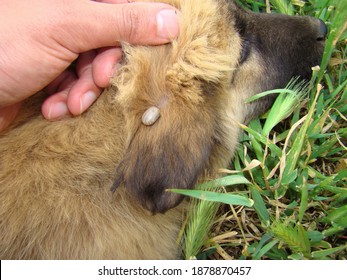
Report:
60,1,180,53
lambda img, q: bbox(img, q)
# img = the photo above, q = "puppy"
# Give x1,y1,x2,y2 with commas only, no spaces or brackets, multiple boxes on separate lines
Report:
0,0,326,259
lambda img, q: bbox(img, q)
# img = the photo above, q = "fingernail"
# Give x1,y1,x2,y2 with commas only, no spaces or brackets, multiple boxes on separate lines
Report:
80,91,98,113
48,102,69,120
157,9,179,40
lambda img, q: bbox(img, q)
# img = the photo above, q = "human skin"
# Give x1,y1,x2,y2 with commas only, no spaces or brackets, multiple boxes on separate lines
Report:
0,0,179,131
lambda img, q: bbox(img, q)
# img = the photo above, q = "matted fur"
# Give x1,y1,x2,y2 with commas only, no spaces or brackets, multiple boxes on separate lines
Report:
0,0,325,259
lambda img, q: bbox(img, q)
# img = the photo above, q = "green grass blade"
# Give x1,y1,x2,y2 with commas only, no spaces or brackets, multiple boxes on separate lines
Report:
311,245,347,259
321,204,347,226
169,189,253,207
197,175,251,189
297,224,311,257
250,185,270,227
240,124,283,157
271,0,294,15
252,239,279,260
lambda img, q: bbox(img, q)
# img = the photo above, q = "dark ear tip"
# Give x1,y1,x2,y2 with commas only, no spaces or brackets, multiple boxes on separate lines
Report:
142,192,184,214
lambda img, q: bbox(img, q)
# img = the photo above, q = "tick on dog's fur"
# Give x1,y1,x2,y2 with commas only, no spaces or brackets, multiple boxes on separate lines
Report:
142,106,161,126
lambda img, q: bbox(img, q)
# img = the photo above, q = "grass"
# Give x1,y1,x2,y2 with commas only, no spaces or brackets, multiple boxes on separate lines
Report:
179,0,347,260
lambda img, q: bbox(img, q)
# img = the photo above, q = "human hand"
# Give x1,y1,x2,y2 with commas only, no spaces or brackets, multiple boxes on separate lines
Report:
0,0,179,131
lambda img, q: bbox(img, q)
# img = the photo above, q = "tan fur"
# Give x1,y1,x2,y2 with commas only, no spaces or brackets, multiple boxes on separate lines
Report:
0,92,184,259
0,0,324,259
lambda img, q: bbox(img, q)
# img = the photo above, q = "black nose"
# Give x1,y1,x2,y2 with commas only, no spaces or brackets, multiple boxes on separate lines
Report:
316,19,327,41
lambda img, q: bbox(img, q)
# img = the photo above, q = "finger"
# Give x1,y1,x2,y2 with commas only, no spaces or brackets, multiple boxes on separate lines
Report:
95,0,130,3
92,47,123,88
44,69,77,95
59,1,180,53
41,73,77,120
66,51,102,116
41,91,70,120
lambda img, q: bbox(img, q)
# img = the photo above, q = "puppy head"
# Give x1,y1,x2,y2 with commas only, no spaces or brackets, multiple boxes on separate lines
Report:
111,0,326,213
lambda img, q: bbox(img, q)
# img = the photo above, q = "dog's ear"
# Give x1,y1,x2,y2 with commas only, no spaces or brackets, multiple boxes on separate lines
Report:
112,100,218,213
111,0,242,213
